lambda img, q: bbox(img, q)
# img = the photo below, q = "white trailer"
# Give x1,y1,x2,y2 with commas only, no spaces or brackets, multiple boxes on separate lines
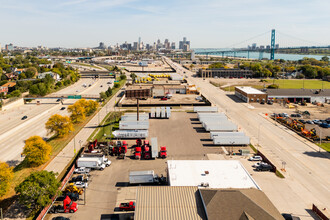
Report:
193,106,218,113
156,107,161,118
205,123,238,132
121,115,149,121
202,119,230,128
112,130,148,138
213,136,250,145
161,107,166,118
129,170,157,184
119,121,149,130
150,108,155,118
166,107,171,118
77,157,105,170
150,137,158,159
210,132,245,139
199,116,228,124
81,154,111,167
197,112,226,119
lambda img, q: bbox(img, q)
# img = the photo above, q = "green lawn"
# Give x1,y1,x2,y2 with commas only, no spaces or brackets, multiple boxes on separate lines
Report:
272,79,330,89
316,143,330,152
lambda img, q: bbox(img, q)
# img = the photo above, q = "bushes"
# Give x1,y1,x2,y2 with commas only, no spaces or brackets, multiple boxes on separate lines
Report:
114,82,120,88
0,162,14,198
267,84,279,89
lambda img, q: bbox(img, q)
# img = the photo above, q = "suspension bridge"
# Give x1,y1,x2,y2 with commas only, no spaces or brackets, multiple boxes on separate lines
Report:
195,29,330,60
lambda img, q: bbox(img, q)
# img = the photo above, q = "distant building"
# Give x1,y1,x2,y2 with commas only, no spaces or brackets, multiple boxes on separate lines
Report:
260,45,265,49
183,44,190,52
251,43,257,50
191,50,195,60
37,71,61,81
0,82,16,95
235,86,268,103
98,42,106,49
5,43,14,51
179,37,190,50
133,42,138,51
266,89,330,104
171,42,175,49
275,44,279,49
198,68,253,79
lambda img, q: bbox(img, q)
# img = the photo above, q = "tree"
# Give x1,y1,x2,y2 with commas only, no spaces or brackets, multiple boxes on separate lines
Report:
209,62,225,69
120,74,126,80
7,89,21,98
130,73,137,83
114,82,120,88
15,171,60,209
25,67,37,78
99,91,107,100
46,114,74,137
0,162,14,198
68,102,85,123
86,100,99,115
23,136,52,167
321,56,329,62
29,83,48,96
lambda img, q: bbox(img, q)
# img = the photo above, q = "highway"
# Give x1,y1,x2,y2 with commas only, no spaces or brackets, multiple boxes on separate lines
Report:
0,77,114,164
164,57,330,217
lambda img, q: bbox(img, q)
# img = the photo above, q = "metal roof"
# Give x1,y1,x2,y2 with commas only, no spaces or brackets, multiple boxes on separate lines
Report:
235,86,266,95
135,186,206,220
266,89,330,97
168,160,260,189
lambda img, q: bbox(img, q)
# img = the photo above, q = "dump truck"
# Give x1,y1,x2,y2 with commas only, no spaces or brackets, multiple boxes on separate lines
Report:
49,196,78,213
129,170,166,185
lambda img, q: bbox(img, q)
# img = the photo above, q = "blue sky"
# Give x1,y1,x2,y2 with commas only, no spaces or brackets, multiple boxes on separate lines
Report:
0,0,329,48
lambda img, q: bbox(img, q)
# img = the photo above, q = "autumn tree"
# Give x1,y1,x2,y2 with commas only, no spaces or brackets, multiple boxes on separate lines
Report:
15,171,60,209
23,136,52,167
75,99,98,116
0,162,14,198
68,102,85,123
46,114,74,137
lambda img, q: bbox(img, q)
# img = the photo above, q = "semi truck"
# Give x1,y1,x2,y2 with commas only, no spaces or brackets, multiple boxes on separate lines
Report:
49,196,78,213
129,170,166,185
77,157,105,170
81,154,111,167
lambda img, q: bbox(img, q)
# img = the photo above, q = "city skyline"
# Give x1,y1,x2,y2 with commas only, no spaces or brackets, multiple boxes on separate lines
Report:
0,0,330,48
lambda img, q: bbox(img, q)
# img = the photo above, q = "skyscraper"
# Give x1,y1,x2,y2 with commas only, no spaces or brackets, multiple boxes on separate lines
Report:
179,37,190,50
138,37,141,50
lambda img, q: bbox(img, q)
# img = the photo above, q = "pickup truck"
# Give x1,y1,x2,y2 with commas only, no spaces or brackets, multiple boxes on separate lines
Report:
119,201,135,211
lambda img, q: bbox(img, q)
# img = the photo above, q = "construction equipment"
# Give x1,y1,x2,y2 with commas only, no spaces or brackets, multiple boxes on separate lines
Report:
49,196,78,213
326,136,330,141
64,183,83,195
159,146,167,159
301,128,319,140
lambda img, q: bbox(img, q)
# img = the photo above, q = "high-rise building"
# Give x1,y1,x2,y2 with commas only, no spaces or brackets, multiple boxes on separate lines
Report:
138,37,141,50
179,37,190,50
133,42,138,51
275,44,279,49
171,42,175,50
183,44,190,52
98,42,106,49
251,43,257,50
5,43,14,51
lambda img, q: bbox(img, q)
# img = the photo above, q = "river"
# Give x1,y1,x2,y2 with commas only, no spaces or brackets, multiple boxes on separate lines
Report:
194,49,327,61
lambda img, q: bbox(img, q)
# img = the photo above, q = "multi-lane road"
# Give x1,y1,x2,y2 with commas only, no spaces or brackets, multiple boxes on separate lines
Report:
165,57,330,217
0,77,114,164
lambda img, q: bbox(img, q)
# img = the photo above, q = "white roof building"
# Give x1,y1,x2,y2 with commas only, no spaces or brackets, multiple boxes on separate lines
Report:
235,86,265,95
167,160,260,189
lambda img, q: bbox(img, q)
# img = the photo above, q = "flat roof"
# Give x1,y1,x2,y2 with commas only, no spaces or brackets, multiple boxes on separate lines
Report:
235,86,266,95
135,186,206,220
266,89,330,97
168,160,260,189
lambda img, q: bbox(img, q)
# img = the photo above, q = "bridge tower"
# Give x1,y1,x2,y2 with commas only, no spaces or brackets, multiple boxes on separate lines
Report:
270,29,275,60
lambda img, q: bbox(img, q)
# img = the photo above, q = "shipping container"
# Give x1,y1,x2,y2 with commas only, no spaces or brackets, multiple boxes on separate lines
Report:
213,136,250,145
199,116,228,124
129,170,156,184
210,132,245,139
150,137,158,159
197,112,226,119
161,107,166,118
205,123,238,132
112,130,148,138
193,106,218,113
166,107,171,118
156,107,161,118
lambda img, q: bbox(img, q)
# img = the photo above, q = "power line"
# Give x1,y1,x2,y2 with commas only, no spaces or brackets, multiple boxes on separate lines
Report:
227,30,271,48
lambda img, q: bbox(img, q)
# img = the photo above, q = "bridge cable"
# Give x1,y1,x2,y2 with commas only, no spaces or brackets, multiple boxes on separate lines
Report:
226,30,271,48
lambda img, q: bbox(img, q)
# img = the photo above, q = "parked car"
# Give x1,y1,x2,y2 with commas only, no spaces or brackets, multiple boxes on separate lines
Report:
56,99,61,102
255,163,272,171
282,113,289,117
248,155,262,161
291,114,302,118
52,217,70,220
282,213,301,220
313,120,322,125
160,97,167,101
74,181,88,188
107,81,112,84
56,192,79,202
252,162,269,168
100,85,103,87
21,115,28,120
320,123,330,128
60,107,66,110
267,100,273,105
70,175,89,183
298,119,305,124
74,167,91,174
119,201,135,211
305,120,314,124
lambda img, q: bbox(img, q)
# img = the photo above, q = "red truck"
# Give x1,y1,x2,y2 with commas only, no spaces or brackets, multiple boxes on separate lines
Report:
159,146,167,158
134,146,142,159
119,201,135,211
142,140,151,160
49,196,78,213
